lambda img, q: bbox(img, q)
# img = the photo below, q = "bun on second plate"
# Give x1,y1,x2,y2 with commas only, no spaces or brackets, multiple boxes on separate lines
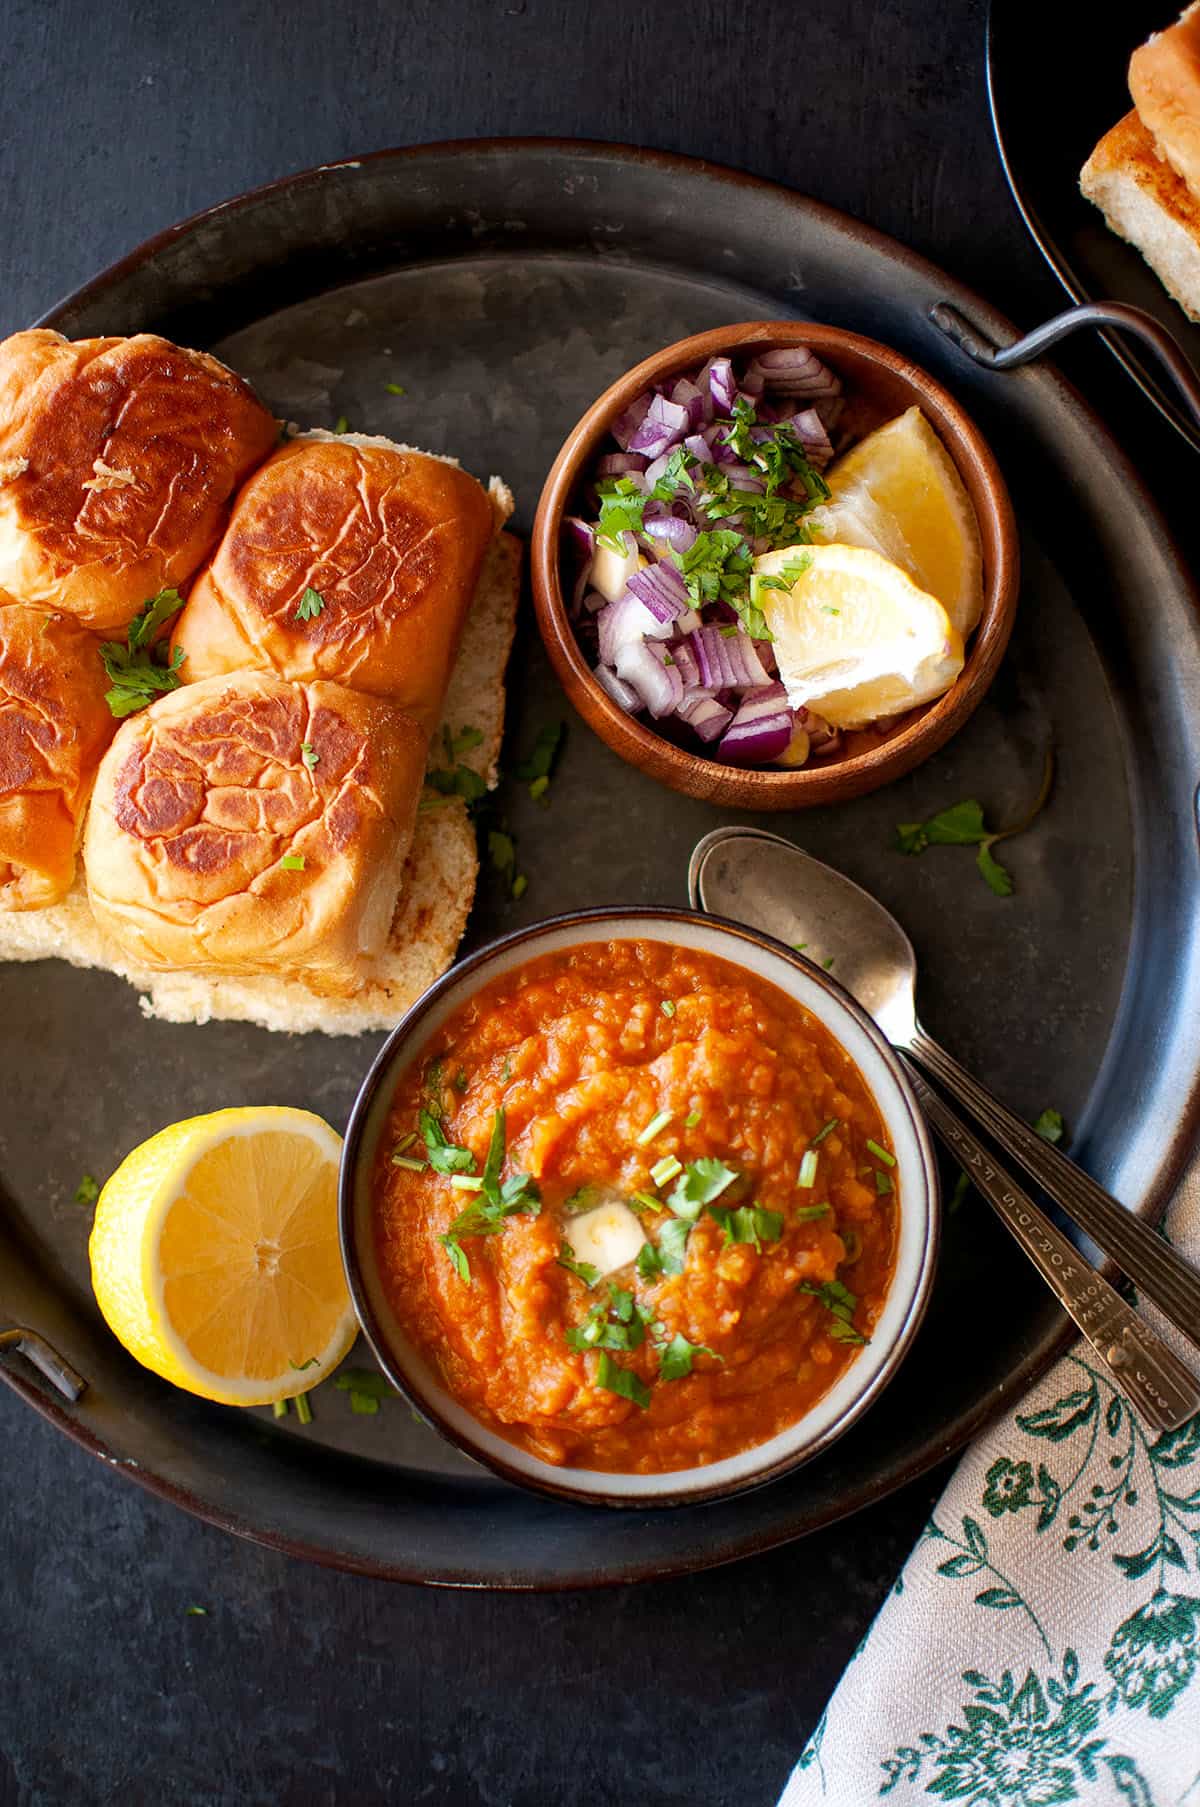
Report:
0,330,278,634
1080,109,1200,321
1130,3,1200,196
83,670,427,996
0,596,116,910
171,433,502,730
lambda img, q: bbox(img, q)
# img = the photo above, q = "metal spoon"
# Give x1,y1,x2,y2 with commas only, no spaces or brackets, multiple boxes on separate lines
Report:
689,828,1200,1418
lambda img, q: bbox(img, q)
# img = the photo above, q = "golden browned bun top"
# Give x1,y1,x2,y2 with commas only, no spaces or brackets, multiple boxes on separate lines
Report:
0,594,117,909
1130,4,1200,194
171,435,496,728
84,670,427,989
0,330,278,633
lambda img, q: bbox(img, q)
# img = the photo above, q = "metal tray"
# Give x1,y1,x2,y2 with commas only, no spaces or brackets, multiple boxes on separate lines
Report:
987,0,1200,453
3,139,1199,1588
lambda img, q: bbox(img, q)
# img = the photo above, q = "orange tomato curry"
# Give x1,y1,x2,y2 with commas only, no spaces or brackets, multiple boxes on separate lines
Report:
373,939,899,1473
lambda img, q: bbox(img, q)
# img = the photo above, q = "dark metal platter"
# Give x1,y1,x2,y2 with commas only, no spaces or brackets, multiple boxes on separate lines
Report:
3,140,1200,1588
988,0,1200,452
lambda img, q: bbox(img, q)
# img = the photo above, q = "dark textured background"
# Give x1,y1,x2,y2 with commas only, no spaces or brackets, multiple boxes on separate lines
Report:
0,2,1190,1803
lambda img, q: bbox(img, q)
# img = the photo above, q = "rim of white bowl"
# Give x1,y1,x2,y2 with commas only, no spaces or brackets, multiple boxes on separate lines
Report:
340,908,941,1510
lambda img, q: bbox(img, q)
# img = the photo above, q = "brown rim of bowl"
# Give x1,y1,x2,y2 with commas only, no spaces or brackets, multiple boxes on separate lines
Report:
531,320,1020,810
337,906,942,1510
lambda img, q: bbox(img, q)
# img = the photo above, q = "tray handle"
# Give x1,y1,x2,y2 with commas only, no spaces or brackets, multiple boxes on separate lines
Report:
931,300,1200,433
0,1327,88,1402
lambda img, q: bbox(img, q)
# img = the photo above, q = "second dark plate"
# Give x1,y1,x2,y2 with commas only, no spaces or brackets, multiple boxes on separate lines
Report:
988,0,1200,452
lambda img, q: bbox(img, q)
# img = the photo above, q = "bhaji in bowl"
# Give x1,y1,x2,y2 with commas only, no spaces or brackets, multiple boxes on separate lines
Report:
341,911,939,1507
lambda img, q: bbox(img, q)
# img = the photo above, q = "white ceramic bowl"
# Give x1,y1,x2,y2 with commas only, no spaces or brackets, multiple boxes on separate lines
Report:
340,908,940,1509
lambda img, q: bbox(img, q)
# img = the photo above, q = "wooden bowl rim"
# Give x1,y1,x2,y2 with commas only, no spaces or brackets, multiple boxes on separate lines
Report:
530,320,1020,808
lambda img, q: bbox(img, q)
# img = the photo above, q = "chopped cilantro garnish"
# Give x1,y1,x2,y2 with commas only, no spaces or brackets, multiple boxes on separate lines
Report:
657,1331,720,1382
595,478,646,547
557,1242,600,1287
666,1157,738,1220
280,853,305,871
99,589,187,717
874,1168,894,1195
660,999,676,1019
333,415,349,434
563,1184,596,1214
444,724,484,760
685,1109,701,1129
488,829,515,876
511,873,528,902
295,587,325,623
437,1108,540,1281
334,1367,399,1411
639,1214,693,1277
529,774,549,803
186,1606,208,1616
74,1173,100,1206
384,382,406,396
708,1203,784,1251
426,763,488,807
300,741,319,771
799,1278,868,1345
650,445,695,501
595,1351,651,1409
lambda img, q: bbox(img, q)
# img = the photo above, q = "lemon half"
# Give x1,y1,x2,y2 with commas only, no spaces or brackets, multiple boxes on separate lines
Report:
817,406,984,638
754,543,963,729
89,1107,355,1407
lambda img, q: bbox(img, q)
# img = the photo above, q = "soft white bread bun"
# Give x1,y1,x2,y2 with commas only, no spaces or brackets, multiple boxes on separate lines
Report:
0,331,278,634
84,670,426,996
1130,4,1200,197
171,433,502,732
0,595,115,910
1081,110,1200,321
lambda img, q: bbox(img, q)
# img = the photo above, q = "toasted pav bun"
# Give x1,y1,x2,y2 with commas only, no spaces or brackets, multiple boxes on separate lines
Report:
1130,4,1200,198
0,596,116,910
84,671,426,995
0,330,278,634
171,434,497,731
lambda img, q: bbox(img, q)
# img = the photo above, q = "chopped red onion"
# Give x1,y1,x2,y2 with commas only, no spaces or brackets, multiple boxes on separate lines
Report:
690,626,772,691
594,663,641,712
740,373,766,399
628,394,690,458
747,346,842,399
564,516,595,560
722,463,767,495
581,590,608,613
717,684,794,764
597,591,672,665
677,692,733,742
596,452,649,477
612,392,653,450
614,638,684,718
643,515,697,555
670,637,702,690
683,432,712,464
706,357,738,414
782,408,834,468
627,561,689,623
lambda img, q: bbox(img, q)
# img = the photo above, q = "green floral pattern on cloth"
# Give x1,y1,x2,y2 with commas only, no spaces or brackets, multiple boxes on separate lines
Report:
779,1172,1200,1807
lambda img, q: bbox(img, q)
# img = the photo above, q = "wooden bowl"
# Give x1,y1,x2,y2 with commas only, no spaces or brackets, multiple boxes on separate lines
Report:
531,322,1020,810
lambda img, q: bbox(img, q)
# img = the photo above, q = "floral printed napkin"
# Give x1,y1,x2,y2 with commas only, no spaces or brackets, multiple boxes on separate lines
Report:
779,1164,1200,1807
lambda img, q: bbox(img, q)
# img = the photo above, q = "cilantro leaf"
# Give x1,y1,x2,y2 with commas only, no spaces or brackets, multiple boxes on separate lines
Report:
295,587,325,623
666,1157,739,1221
976,841,1014,897
425,763,488,807
447,724,484,757
708,1203,784,1251
419,1108,476,1175
333,1368,399,1401
99,590,188,718
595,1351,651,1409
480,1107,507,1205
74,1173,100,1206
657,1331,720,1382
1034,1108,1065,1146
565,1300,646,1353
799,1278,868,1345
897,800,988,855
595,479,646,546
513,722,565,784
650,446,695,501
557,1242,600,1288
651,1216,693,1276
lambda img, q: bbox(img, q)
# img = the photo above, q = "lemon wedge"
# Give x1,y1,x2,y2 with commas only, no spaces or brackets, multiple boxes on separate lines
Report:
753,543,964,729
816,406,984,637
88,1107,355,1407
